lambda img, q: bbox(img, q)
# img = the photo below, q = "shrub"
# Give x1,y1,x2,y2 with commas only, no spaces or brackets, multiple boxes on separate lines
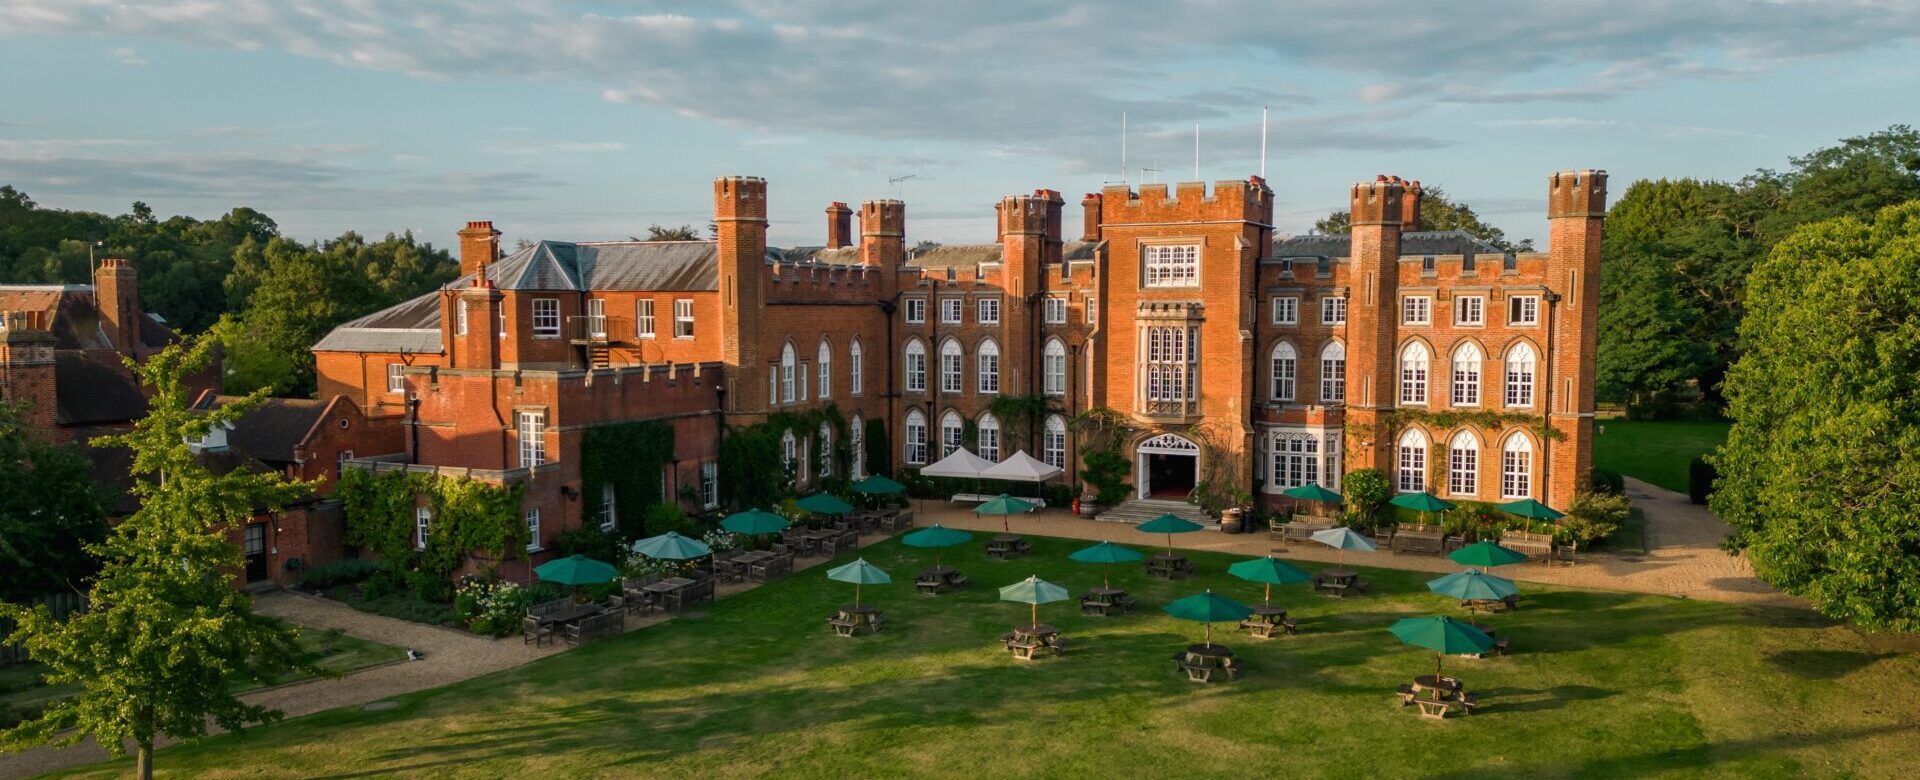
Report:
454,578,531,637
1561,490,1632,548
360,566,401,601
298,558,383,590
404,568,453,603
1590,468,1625,495
553,525,625,562
643,502,693,537
1080,449,1131,505
1341,469,1392,530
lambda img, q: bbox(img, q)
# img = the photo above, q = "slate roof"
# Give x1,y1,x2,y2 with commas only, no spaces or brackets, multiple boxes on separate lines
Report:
53,352,149,426
447,240,722,293
198,395,330,464
0,285,176,351
1269,230,1507,260
311,292,444,354
903,240,1104,270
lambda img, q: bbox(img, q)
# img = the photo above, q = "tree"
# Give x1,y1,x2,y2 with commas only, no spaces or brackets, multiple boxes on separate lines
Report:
0,403,108,602
1312,184,1532,251
639,224,702,241
1711,200,1920,632
1341,468,1391,530
217,231,456,397
1597,127,1920,413
0,335,316,777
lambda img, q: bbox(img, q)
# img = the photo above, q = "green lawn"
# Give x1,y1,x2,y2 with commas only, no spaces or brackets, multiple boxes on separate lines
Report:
1594,419,1731,493
51,535,1920,779
1,626,406,729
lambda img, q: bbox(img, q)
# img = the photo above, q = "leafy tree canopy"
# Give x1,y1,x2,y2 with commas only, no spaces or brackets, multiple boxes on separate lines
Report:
638,224,706,241
0,335,317,778
1711,201,1920,632
0,403,107,602
1312,184,1532,252
1599,126,1920,414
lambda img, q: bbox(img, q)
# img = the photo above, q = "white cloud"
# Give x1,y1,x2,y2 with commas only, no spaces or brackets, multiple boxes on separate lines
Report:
108,46,146,66
7,0,1904,161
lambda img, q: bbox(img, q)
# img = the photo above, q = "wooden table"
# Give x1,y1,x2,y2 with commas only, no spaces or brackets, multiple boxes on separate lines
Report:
1004,623,1062,660
1314,567,1361,596
641,577,695,612
828,603,886,636
1240,605,1290,639
916,565,965,594
535,602,600,628
1146,552,1192,580
1080,587,1133,616
985,534,1030,560
1176,643,1240,682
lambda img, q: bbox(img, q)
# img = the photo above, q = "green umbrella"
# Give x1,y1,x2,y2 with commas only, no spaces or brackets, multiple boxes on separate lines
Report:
1498,498,1565,521
1227,556,1312,606
827,557,891,608
1450,540,1528,569
1427,570,1518,604
1390,615,1494,676
796,492,855,516
902,524,973,568
851,474,907,495
1282,483,1343,503
1164,590,1254,648
630,531,712,560
1068,541,1145,588
1310,526,1377,568
534,554,620,586
1390,491,1454,530
998,575,1070,628
720,508,789,536
973,494,1036,533
1135,513,1204,555
1281,483,1343,519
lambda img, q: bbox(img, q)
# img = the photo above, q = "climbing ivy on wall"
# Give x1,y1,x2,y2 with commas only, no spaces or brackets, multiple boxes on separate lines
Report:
339,468,528,575
579,419,676,538
987,394,1055,452
718,404,850,510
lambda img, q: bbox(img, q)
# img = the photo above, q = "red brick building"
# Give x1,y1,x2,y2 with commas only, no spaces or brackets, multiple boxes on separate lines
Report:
314,169,1605,566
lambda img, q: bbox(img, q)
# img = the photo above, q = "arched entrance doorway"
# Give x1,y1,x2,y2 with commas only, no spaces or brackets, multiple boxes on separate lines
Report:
1137,432,1200,500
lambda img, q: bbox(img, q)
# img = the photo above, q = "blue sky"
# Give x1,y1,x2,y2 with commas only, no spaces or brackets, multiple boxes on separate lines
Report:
3,1,1918,250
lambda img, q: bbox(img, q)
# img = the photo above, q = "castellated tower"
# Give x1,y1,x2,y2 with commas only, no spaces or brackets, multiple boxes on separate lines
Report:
715,176,769,415
1343,176,1405,472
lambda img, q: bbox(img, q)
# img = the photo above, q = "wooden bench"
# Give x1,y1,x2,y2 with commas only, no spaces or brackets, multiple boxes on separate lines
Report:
564,610,623,646
1414,698,1455,719
827,617,860,637
1502,531,1555,561
1393,526,1444,555
1275,517,1335,542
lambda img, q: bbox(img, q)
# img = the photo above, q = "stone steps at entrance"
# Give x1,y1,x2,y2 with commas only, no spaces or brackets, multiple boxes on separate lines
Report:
1095,498,1216,528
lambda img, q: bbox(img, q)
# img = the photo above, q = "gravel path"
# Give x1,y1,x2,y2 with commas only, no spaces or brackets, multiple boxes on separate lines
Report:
0,491,1793,777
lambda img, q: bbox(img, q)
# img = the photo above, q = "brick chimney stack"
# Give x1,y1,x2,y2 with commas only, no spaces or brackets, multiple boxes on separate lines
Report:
93,257,140,354
1081,192,1103,241
1400,178,1423,232
825,202,853,249
0,310,58,436
458,221,500,283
